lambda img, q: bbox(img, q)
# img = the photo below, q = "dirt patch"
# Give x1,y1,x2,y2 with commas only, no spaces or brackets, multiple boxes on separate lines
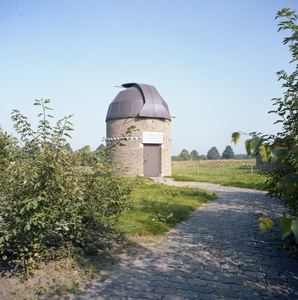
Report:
0,236,164,300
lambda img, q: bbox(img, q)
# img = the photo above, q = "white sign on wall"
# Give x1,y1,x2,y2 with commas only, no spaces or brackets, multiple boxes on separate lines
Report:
142,132,163,144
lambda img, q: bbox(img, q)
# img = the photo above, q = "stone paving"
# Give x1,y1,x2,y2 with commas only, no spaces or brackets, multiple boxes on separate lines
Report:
62,182,298,300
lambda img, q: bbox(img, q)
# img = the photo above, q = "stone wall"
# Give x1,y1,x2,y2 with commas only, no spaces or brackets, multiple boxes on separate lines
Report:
106,118,171,177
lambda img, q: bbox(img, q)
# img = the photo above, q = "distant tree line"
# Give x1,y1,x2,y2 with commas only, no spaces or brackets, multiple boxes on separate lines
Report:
60,143,107,166
171,149,206,161
59,143,253,162
172,146,253,161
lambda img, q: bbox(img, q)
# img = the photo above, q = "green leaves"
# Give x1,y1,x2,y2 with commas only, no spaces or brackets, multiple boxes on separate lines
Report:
280,217,292,239
276,8,298,62
292,220,298,242
247,8,298,254
258,144,272,163
243,137,263,157
0,98,135,277
280,217,298,243
283,174,298,195
250,137,263,155
231,132,240,145
64,133,72,139
258,217,274,234
245,139,252,156
270,148,288,165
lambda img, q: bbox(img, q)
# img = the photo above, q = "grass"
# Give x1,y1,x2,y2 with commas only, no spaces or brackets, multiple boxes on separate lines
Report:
171,159,268,191
118,177,217,236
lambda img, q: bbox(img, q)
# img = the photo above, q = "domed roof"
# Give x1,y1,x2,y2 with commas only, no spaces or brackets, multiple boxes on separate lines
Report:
106,83,170,121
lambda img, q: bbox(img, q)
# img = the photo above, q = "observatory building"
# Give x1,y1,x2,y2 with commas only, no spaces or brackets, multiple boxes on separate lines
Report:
106,83,172,177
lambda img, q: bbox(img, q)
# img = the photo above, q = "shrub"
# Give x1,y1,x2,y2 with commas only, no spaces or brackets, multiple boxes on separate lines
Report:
0,99,134,277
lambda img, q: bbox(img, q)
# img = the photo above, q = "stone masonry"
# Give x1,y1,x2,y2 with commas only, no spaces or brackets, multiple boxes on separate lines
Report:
106,118,171,177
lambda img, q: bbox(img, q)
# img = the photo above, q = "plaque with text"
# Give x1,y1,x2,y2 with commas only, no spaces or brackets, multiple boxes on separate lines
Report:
142,132,163,144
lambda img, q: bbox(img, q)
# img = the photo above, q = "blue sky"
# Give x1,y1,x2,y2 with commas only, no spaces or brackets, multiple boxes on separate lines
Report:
1,0,297,155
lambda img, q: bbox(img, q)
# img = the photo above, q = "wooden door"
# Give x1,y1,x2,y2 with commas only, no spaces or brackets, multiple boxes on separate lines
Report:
143,144,161,177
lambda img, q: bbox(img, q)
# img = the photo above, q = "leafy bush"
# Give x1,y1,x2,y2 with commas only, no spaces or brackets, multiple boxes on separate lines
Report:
232,8,298,245
0,99,134,277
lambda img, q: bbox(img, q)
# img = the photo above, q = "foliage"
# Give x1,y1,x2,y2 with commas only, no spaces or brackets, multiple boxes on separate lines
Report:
222,145,235,159
234,154,254,159
198,154,207,160
207,146,220,160
190,149,199,160
179,149,191,160
172,150,212,161
172,159,266,190
96,144,105,152
172,149,188,161
0,126,12,166
172,149,201,161
64,143,73,154
0,99,134,277
232,7,298,245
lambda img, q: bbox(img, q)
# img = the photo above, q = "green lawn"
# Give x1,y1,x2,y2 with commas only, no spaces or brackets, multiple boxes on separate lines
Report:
118,178,217,236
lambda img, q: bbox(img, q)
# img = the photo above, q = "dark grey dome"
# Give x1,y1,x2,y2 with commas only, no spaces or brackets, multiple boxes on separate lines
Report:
106,83,170,121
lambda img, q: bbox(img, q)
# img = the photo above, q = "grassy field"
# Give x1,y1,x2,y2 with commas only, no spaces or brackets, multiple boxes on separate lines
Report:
171,159,268,191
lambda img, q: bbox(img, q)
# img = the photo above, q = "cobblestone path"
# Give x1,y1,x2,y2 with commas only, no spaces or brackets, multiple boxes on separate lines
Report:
63,182,298,300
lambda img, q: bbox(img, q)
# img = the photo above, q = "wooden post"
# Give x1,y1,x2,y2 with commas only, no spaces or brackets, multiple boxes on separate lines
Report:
197,162,199,174
251,164,253,175
223,165,224,175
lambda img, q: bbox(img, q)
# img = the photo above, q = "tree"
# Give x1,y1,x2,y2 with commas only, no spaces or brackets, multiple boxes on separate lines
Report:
171,155,180,161
64,142,73,154
96,144,105,152
0,126,8,162
232,7,298,245
0,126,17,168
190,150,199,160
179,149,191,161
222,145,234,159
207,147,220,160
